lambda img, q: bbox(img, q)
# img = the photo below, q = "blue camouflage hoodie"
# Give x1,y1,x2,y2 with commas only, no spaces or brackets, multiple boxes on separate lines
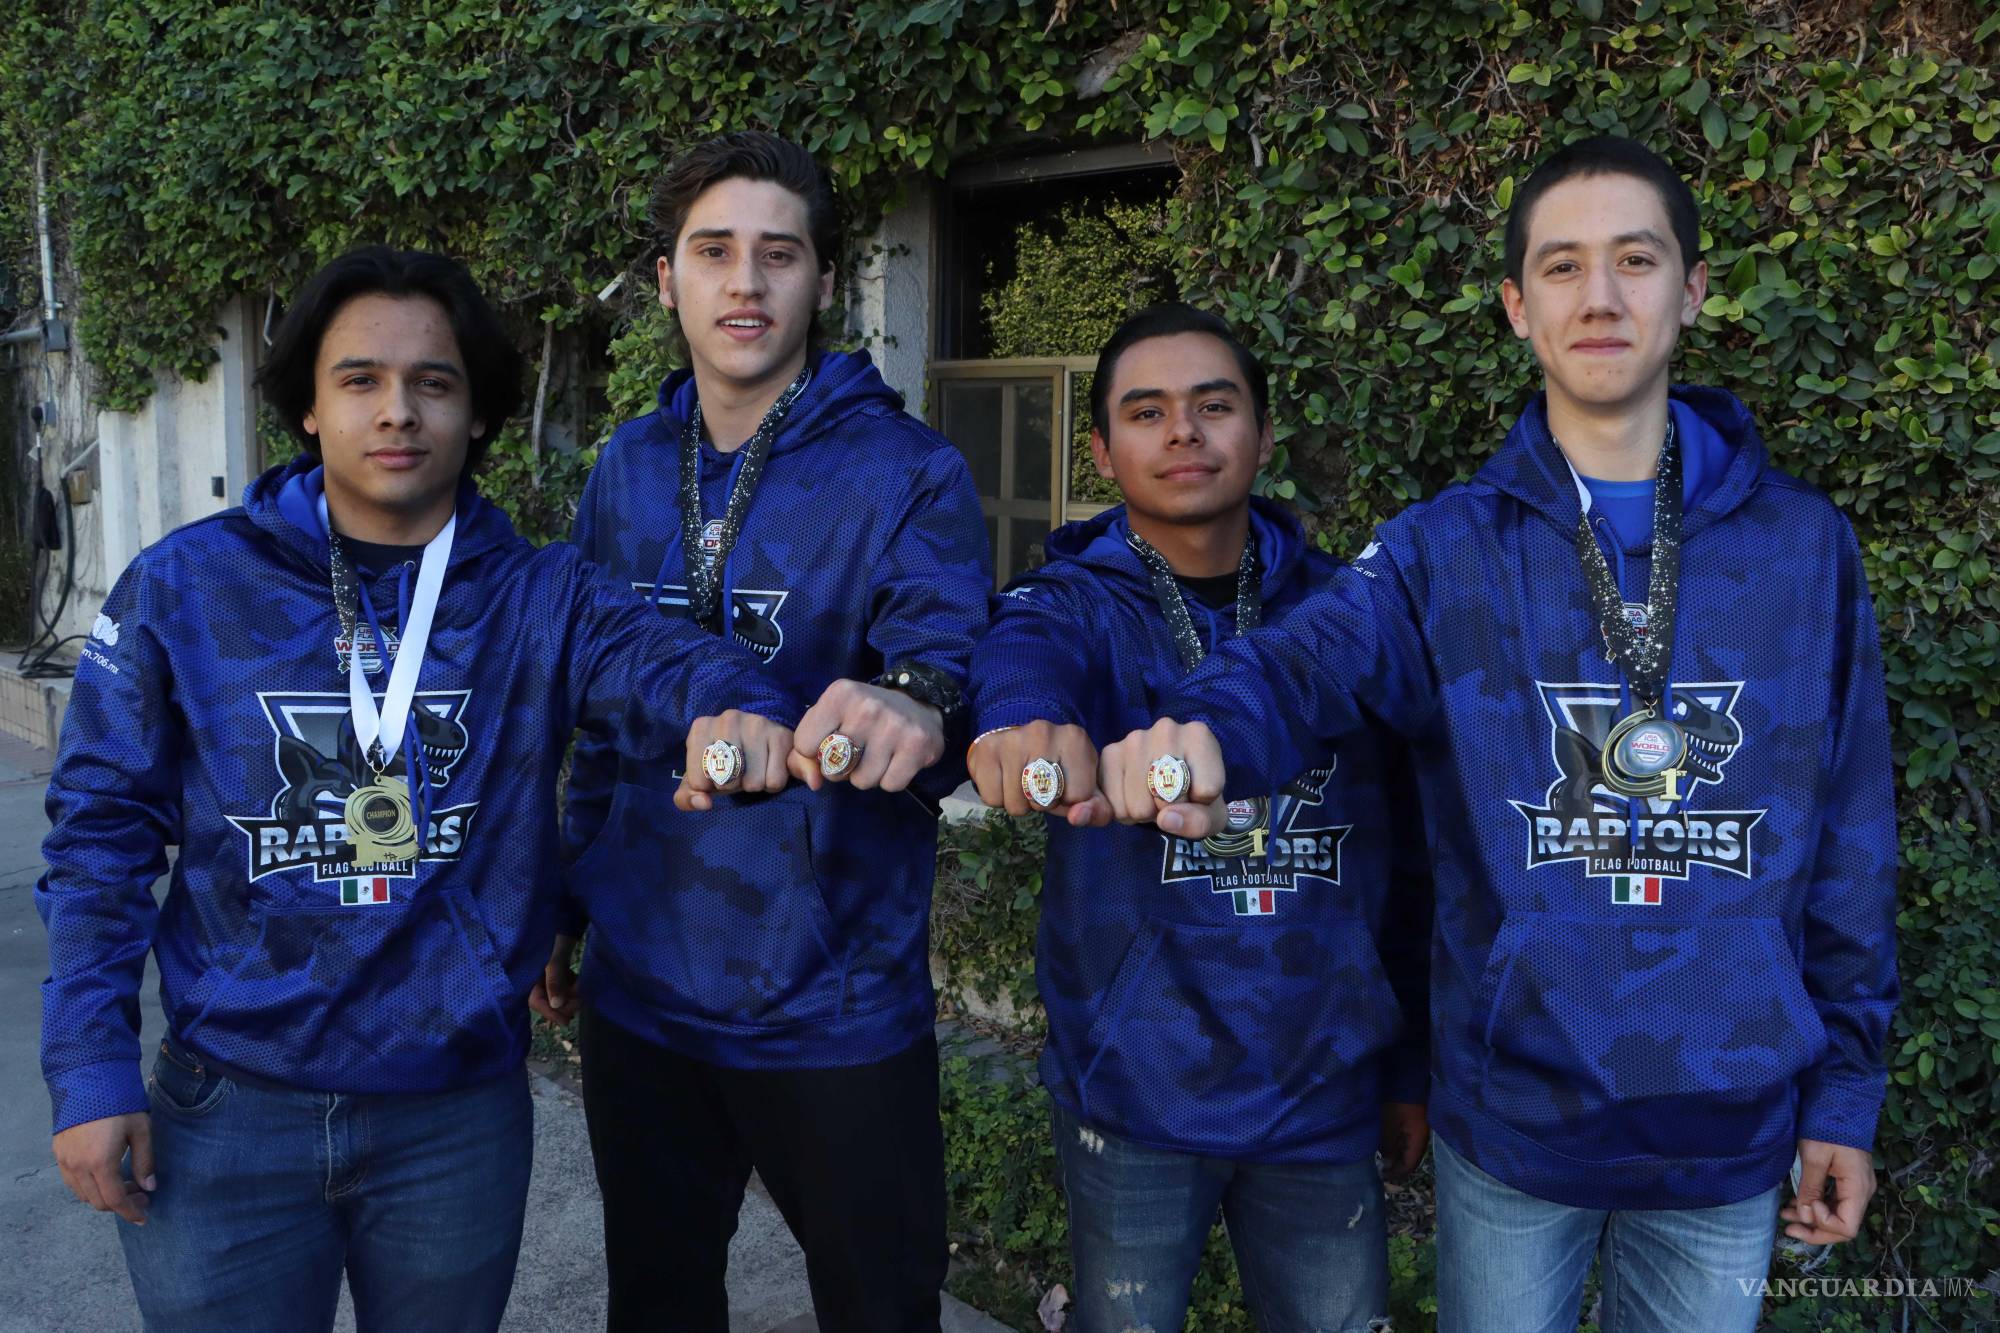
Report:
1156,387,1899,1209
970,499,1431,1163
38,458,795,1133
563,349,990,1068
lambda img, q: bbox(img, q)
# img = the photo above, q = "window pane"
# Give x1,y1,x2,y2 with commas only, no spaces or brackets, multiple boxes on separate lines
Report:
1012,382,1053,502
938,381,1003,496
1011,518,1052,578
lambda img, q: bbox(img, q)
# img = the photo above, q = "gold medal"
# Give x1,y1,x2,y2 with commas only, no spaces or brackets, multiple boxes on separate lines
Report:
1601,708,1690,800
1202,797,1269,858
345,774,417,869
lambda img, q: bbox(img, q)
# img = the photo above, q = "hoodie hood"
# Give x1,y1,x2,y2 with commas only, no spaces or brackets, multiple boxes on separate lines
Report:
1480,385,1767,547
654,348,906,457
1042,495,1311,600
246,455,522,576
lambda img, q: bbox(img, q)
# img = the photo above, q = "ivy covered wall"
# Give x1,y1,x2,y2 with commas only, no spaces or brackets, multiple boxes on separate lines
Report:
3,2,1994,1326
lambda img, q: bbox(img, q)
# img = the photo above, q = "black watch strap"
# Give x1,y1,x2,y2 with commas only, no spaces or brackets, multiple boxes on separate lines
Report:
872,659,965,724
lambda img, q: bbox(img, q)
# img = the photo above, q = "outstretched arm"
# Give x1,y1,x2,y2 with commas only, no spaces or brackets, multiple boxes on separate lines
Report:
1099,533,1439,836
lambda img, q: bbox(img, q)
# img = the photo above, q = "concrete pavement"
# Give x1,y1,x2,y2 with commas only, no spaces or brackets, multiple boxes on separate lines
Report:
0,731,1008,1333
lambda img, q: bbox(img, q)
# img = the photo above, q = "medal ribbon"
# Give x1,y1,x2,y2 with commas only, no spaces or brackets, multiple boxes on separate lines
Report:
676,367,812,634
1124,529,1262,673
326,507,454,770
1570,420,1681,708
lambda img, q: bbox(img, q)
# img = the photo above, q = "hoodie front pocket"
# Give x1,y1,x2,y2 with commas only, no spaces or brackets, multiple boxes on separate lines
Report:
1075,917,1405,1150
580,784,846,1027
1475,913,1828,1163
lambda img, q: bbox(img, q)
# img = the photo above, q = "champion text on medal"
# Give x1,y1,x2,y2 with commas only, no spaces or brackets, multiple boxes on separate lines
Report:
345,775,417,869
818,731,858,779
1021,757,1065,809
1148,753,1192,804
702,738,742,787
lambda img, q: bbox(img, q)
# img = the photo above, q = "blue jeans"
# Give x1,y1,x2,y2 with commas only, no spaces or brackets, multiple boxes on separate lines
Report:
1051,1100,1389,1333
118,1036,533,1333
1433,1137,1779,1333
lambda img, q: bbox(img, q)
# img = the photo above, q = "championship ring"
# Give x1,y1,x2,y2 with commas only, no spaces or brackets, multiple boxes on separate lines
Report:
1601,710,1689,798
818,732,860,779
1021,757,1065,809
345,775,417,868
1147,753,1192,804
702,738,743,788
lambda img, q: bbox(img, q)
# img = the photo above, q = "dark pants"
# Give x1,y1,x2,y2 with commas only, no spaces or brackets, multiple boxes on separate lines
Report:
579,1004,947,1333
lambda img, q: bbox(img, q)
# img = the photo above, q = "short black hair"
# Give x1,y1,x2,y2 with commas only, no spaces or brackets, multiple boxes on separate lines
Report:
1504,135,1701,286
1091,303,1269,433
257,246,523,470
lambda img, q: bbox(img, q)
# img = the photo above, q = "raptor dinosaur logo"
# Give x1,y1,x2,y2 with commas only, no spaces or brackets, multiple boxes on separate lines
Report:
1161,764,1351,916
1509,680,1766,889
226,690,481,884
630,581,791,663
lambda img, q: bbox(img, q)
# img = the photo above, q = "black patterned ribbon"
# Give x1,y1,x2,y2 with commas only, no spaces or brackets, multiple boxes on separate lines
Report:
328,530,362,659
1125,529,1262,672
1571,420,1682,708
678,367,812,634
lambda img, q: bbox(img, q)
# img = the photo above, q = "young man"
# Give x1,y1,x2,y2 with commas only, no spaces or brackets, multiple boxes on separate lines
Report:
539,132,989,1331
1097,137,1898,1331
966,303,1430,1332
39,247,799,1333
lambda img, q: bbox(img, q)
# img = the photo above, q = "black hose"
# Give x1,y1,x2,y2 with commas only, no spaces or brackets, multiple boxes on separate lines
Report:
17,471,76,678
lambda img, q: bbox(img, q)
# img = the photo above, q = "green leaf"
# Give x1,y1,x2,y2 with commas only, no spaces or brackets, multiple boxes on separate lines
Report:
1700,101,1727,150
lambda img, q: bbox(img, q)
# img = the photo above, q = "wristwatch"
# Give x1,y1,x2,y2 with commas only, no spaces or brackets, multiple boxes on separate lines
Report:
873,660,965,727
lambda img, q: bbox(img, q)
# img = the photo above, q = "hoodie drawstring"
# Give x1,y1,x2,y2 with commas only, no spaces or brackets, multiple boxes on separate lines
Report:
718,447,750,647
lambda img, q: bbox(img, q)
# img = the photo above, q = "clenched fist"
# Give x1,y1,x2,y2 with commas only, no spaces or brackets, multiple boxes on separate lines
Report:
967,721,1106,826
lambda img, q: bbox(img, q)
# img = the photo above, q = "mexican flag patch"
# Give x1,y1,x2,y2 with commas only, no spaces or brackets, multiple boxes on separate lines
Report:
1612,875,1662,906
1230,888,1277,916
340,877,391,906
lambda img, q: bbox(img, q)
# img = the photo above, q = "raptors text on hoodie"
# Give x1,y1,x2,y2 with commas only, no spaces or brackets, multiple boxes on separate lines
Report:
38,460,796,1133
1157,388,1898,1210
